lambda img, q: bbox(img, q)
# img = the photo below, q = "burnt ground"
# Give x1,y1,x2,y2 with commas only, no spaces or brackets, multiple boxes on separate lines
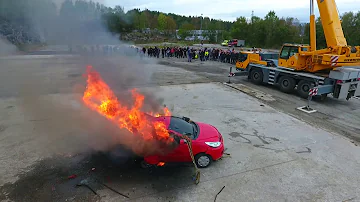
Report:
0,151,195,202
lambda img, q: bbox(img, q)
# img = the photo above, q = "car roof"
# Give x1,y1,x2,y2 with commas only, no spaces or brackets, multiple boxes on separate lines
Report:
144,114,194,128
146,115,171,127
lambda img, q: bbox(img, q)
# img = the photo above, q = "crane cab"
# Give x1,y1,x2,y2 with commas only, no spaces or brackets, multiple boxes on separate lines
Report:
278,44,311,71
235,51,277,70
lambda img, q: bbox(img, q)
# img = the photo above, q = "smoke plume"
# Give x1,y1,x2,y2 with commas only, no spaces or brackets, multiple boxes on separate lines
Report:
5,0,170,158
0,37,18,56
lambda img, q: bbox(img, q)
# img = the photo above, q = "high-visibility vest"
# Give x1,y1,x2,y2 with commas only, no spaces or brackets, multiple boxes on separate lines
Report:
205,51,209,56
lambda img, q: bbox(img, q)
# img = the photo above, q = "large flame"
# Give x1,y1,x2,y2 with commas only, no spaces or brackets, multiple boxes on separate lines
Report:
82,65,173,143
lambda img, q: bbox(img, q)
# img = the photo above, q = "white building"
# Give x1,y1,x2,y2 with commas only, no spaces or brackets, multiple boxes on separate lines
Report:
175,30,221,41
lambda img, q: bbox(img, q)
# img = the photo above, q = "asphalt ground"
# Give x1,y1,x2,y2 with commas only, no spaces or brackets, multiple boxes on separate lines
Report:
0,53,359,202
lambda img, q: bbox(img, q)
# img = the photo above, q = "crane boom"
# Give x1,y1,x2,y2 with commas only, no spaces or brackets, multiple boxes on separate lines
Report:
317,0,347,47
310,0,316,51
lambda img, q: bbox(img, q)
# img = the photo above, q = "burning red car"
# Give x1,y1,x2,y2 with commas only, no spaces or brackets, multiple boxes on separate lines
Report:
142,116,224,168
82,66,224,169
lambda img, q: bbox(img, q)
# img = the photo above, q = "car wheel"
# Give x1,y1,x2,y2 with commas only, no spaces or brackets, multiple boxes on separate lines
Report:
279,76,296,93
195,153,212,168
140,160,152,169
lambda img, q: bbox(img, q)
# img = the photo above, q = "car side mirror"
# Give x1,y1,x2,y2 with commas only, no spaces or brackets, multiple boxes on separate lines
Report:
172,134,181,144
181,139,187,144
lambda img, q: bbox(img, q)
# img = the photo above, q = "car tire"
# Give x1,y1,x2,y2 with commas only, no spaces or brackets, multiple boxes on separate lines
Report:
279,76,296,93
250,68,263,85
195,153,212,168
140,160,152,169
297,80,314,99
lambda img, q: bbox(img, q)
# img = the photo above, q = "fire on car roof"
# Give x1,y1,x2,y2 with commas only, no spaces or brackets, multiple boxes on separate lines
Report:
82,65,177,155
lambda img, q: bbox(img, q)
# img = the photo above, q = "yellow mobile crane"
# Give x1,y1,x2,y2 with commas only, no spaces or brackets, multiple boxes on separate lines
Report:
280,0,360,72
229,0,360,100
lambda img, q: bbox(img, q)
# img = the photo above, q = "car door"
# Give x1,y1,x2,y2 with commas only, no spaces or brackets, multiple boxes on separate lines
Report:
159,131,190,162
171,136,208,163
163,134,205,163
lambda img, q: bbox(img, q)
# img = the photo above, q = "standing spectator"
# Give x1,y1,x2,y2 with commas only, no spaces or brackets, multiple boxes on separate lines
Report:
205,49,209,61
187,47,192,62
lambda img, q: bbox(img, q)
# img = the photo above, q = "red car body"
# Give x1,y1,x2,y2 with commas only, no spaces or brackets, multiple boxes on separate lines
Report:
144,116,224,168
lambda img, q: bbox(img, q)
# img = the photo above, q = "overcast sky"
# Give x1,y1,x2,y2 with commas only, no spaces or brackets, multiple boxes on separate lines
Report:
104,0,360,22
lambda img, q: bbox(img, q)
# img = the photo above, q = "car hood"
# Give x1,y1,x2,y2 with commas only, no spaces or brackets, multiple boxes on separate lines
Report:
196,122,220,141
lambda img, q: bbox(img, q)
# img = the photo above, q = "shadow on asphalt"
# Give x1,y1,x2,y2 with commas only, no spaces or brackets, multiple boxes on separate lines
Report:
0,149,194,202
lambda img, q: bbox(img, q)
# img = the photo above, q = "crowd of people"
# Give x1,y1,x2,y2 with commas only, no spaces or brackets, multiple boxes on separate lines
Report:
137,46,261,64
65,44,261,65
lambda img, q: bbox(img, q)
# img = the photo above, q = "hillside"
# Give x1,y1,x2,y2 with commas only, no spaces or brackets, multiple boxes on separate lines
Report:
0,0,359,49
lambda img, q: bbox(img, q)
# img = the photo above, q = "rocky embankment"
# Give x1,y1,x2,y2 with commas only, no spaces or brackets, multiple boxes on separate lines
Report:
0,18,41,46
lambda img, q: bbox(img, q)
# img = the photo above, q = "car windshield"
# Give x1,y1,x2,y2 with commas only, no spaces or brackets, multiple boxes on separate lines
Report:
168,117,198,139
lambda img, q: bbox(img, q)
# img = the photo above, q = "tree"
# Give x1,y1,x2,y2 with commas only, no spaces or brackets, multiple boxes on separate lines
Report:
191,17,201,29
178,22,195,39
263,11,279,48
157,13,167,30
4,0,359,47
149,14,158,29
231,16,248,40
139,11,147,29
127,9,141,29
203,17,210,29
165,16,176,33
341,11,360,45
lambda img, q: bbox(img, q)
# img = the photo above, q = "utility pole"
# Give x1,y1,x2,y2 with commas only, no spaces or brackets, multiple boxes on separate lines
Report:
251,10,254,23
200,14,203,41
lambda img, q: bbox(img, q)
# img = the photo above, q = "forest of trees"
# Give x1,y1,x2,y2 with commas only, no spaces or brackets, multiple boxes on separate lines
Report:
0,0,359,49
230,11,360,49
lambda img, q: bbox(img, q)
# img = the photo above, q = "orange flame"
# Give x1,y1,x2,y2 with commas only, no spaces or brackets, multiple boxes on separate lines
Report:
153,107,171,117
157,162,165,166
82,65,172,142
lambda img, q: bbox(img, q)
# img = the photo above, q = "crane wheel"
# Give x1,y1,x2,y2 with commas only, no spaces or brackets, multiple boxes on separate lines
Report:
250,68,263,85
279,76,296,93
297,80,313,99
320,94,328,101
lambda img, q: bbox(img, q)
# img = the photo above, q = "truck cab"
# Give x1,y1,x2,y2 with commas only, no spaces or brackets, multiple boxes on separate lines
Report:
228,39,238,47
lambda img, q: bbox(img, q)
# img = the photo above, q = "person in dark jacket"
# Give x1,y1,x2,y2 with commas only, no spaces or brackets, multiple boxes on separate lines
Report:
161,48,165,58
187,47,192,62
